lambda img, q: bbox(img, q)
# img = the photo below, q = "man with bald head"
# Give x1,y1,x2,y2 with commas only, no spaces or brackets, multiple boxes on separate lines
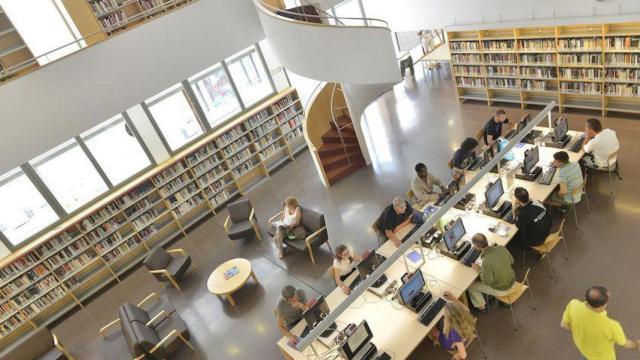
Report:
561,286,640,359
376,196,425,247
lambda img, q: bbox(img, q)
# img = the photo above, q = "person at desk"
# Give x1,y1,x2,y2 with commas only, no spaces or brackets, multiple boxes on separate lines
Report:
411,163,446,208
332,244,362,295
547,151,584,208
430,291,477,359
452,138,479,177
582,118,620,170
483,109,511,146
376,197,424,247
277,285,308,345
273,196,307,259
513,187,552,249
467,233,515,311
561,286,640,359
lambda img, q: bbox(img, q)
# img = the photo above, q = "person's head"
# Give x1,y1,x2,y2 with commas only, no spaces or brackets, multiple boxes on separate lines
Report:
461,137,479,152
471,233,489,250
586,118,603,137
282,285,298,302
443,302,476,339
553,151,570,167
284,196,298,209
392,196,407,215
585,286,610,310
514,187,530,205
494,109,507,123
334,244,352,260
415,163,428,179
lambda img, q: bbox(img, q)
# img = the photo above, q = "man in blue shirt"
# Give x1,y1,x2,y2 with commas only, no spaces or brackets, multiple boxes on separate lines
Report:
483,109,511,146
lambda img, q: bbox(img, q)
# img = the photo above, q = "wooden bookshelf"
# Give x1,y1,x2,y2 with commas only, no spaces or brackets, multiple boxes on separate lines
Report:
0,5,36,82
0,88,306,347
449,22,640,116
86,0,193,34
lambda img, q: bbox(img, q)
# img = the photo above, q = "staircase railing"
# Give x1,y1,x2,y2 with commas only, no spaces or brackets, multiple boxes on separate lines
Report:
255,0,389,28
330,83,352,166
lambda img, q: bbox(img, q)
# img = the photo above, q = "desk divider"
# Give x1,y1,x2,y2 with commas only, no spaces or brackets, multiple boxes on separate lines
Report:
295,101,557,354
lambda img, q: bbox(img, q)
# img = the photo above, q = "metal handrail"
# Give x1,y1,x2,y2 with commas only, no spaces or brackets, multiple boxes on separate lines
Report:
0,0,193,81
330,83,352,166
255,0,389,28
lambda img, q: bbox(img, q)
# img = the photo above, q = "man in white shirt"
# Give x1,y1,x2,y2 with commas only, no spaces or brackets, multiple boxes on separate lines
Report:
582,118,619,170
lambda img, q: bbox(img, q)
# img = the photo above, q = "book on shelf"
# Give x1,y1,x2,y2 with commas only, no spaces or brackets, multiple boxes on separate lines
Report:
227,148,254,167
192,156,223,176
80,203,120,232
558,54,602,66
172,193,205,217
253,119,278,138
152,162,186,187
606,83,640,97
519,53,555,65
484,53,516,64
281,115,302,132
451,54,482,64
518,39,555,51
486,66,516,77
166,183,199,207
158,174,191,198
215,126,245,148
520,67,556,78
198,166,228,187
488,78,518,89
606,54,640,66
559,82,602,94
482,40,515,51
84,219,121,243
521,79,553,91
272,95,294,112
222,136,251,157
246,109,271,128
98,11,126,30
186,143,217,166
232,159,259,177
605,68,640,81
449,41,480,52
118,181,154,208
456,77,485,87
0,253,40,282
558,37,602,51
559,68,602,81
605,36,640,50
453,65,482,76
132,208,160,230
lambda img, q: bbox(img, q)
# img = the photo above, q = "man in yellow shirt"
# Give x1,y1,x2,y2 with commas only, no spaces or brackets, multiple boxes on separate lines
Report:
561,286,640,359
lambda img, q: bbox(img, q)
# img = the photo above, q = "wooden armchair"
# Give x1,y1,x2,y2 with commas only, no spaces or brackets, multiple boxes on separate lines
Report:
224,198,262,241
143,247,193,292
268,207,333,264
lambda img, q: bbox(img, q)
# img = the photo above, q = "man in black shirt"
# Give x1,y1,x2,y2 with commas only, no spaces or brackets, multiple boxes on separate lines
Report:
513,187,552,248
483,109,511,146
376,197,423,247
452,137,479,176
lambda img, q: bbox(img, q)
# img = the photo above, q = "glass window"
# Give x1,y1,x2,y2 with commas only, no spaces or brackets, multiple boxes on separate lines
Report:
188,64,242,128
332,0,365,25
31,140,109,213
81,116,151,185
0,168,59,246
146,85,205,151
258,39,290,92
226,46,274,107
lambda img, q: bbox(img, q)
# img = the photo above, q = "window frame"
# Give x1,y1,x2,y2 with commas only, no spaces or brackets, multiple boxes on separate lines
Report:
187,62,244,128
223,45,277,109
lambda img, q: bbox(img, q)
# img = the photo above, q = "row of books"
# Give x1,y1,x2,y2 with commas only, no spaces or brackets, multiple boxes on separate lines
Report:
485,54,516,64
486,66,516,77
453,66,482,76
215,125,245,148
520,54,555,64
44,239,92,268
0,315,24,337
256,132,280,150
260,144,284,160
482,40,515,51
522,80,555,91
558,54,602,65
117,181,154,208
246,109,271,128
88,0,121,16
166,183,199,208
227,148,255,167
102,237,143,263
520,67,556,78
52,251,97,279
98,11,126,30
457,78,485,87
152,162,185,187
197,166,229,188
204,178,230,195
272,95,294,112
450,41,480,52
519,39,555,51
210,188,237,207
12,275,58,306
222,136,251,157
192,155,223,176
605,37,640,50
285,128,304,143
186,143,216,166
139,224,157,241
84,220,121,243
232,159,260,178
488,78,518,89
124,198,152,219
253,119,278,138
158,174,191,198
0,265,49,300
0,253,39,282
94,233,123,255
139,0,166,11
79,203,120,232
131,208,160,230
604,69,640,81
560,82,602,94
606,54,640,65
451,54,483,64
281,115,303,133
172,194,205,217
559,68,602,80
606,84,640,97
558,38,602,50
20,287,67,318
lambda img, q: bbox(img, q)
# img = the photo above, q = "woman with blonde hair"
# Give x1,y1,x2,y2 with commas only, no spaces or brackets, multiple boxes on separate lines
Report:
273,196,306,259
332,244,362,295
431,291,477,359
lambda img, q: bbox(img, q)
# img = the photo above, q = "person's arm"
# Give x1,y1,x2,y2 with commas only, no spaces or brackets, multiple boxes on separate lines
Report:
394,215,413,232
334,268,351,295
560,303,572,331
290,207,302,227
277,315,298,341
443,291,468,310
478,263,495,287
412,180,433,202
385,229,402,247
558,181,568,196
622,340,640,350
452,342,468,359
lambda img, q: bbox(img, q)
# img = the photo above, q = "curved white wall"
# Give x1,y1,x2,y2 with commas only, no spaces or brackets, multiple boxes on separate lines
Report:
255,1,400,85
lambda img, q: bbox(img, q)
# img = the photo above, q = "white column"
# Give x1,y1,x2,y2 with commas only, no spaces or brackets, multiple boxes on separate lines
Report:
125,105,170,164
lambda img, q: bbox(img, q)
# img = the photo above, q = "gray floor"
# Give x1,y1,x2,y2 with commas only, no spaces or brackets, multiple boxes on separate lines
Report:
52,64,640,360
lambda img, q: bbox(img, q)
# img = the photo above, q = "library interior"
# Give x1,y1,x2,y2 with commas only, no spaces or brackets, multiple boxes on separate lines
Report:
1,0,640,359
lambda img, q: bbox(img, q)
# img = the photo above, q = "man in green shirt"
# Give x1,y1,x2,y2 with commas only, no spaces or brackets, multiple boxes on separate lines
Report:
467,233,515,310
561,286,640,360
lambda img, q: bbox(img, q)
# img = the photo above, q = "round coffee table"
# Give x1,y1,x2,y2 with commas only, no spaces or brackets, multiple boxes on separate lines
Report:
207,258,258,306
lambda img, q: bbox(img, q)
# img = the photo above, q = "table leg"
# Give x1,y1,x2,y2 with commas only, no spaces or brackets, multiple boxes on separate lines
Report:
250,271,259,284
227,293,236,306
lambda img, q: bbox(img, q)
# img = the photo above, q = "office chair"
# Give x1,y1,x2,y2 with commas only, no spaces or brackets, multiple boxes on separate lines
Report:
528,219,568,278
494,268,536,331
406,189,421,211
589,150,622,196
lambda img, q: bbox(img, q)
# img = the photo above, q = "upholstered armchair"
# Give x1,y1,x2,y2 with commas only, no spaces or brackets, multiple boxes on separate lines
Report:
224,199,262,241
268,207,332,264
143,247,193,292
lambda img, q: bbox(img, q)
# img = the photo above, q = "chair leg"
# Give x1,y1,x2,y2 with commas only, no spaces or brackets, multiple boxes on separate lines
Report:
166,275,182,292
608,169,614,196
561,237,569,260
252,222,263,241
432,340,438,359
307,246,316,264
474,330,489,360
326,241,334,257
509,301,518,332
572,204,579,230
526,279,537,310
546,253,554,278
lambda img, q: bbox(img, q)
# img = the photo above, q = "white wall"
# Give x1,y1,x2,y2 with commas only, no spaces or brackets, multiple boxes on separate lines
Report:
0,0,265,174
255,0,400,85
362,0,640,30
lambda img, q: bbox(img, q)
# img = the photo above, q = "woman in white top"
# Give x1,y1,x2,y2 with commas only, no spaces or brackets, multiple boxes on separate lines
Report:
333,245,361,294
274,196,306,259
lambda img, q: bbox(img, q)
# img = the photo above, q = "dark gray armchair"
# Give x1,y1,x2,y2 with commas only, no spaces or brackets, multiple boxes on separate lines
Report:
268,207,332,264
0,327,73,360
143,247,193,292
224,199,262,242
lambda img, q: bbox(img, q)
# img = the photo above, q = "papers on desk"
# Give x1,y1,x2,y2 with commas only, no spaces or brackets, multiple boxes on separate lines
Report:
494,222,510,237
406,250,422,263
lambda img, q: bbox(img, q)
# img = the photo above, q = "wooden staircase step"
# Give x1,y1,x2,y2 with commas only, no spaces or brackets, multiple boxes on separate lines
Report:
330,115,354,131
318,143,360,156
321,129,358,144
320,152,364,172
326,157,366,185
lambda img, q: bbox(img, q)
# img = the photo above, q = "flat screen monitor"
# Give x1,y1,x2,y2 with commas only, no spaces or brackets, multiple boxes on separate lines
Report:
554,117,568,141
443,217,466,251
485,178,504,209
398,269,426,305
523,146,540,174
357,251,381,279
340,321,373,360
302,295,330,330
518,114,530,133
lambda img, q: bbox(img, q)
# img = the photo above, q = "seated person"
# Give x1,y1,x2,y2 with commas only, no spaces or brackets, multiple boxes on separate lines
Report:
452,137,479,176
273,196,307,259
431,291,477,359
548,151,584,206
332,245,362,294
483,109,511,146
276,285,308,345
376,197,424,247
513,187,551,248
582,118,619,170
411,163,446,208
468,233,515,311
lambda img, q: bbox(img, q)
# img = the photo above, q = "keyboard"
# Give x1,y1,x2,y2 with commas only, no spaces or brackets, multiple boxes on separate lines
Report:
376,254,387,263
538,167,557,185
435,193,452,207
503,210,515,224
544,135,572,149
461,248,481,266
569,135,585,152
496,201,513,217
520,130,543,144
410,291,433,312
402,226,420,242
504,129,517,140
418,298,447,326
349,274,362,291
515,166,542,181
372,274,388,288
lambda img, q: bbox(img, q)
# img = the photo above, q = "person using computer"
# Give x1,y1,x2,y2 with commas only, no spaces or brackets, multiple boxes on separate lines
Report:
276,285,309,344
547,151,584,208
467,233,515,311
273,196,307,259
582,118,620,170
411,163,446,208
561,286,640,359
430,291,476,359
483,109,511,146
452,138,479,176
376,197,424,247
513,187,552,249
332,244,362,295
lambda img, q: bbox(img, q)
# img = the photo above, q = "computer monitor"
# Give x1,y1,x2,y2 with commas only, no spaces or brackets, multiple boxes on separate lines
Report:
398,269,426,305
357,251,381,279
485,178,504,209
554,117,568,141
523,146,540,175
302,295,330,330
490,142,499,157
340,321,374,360
443,217,466,251
517,114,530,133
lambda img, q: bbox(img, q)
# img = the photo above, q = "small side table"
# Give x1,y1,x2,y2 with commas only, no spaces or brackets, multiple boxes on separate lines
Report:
207,258,258,306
